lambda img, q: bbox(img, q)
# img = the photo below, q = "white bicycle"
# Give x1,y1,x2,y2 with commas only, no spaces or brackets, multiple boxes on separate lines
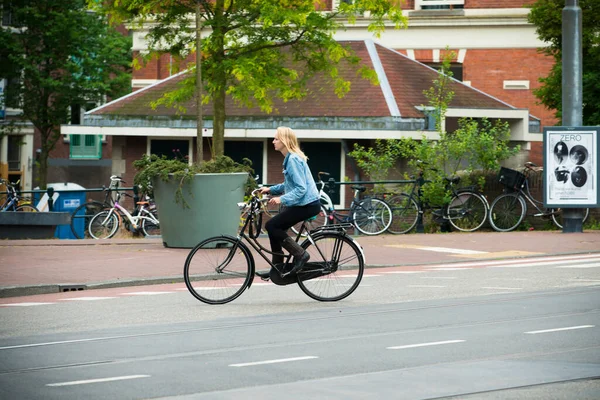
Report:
87,191,160,239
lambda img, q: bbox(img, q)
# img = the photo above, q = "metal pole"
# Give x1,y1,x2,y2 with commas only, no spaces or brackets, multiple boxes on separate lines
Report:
561,0,584,232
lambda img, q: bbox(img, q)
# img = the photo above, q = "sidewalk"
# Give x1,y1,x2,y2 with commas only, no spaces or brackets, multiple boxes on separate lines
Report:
1,230,600,298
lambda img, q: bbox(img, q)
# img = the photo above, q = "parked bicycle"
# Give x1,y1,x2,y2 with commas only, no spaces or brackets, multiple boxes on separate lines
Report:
69,175,122,239
184,188,365,305
488,162,590,232
385,166,489,234
291,171,392,236
87,190,160,239
0,179,38,212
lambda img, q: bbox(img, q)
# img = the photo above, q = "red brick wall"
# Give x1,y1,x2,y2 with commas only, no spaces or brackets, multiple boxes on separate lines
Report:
463,48,558,127
133,52,191,80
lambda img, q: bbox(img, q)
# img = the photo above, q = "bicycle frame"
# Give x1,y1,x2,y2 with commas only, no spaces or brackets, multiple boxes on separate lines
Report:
235,193,359,278
103,200,159,231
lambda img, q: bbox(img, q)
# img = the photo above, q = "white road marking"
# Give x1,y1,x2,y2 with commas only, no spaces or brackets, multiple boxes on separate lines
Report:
46,375,150,387
556,262,600,268
229,356,318,367
408,285,446,288
122,292,173,295
0,302,55,307
60,297,117,301
387,339,465,350
420,276,457,279
481,286,523,290
525,325,595,334
380,271,424,274
426,267,472,271
420,254,600,269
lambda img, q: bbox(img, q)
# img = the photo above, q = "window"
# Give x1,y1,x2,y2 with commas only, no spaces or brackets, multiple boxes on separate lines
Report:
426,62,463,82
415,0,464,10
69,135,102,159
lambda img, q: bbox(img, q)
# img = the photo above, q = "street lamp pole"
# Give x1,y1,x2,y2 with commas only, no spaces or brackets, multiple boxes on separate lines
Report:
561,0,584,232
195,1,203,165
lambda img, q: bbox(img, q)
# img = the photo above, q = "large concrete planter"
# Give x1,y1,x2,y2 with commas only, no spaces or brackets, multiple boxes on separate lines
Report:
152,173,247,248
0,212,71,240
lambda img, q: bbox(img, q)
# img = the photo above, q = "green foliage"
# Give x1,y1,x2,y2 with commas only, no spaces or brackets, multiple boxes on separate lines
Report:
91,0,407,159
0,0,132,188
348,140,402,193
133,154,256,207
528,0,600,125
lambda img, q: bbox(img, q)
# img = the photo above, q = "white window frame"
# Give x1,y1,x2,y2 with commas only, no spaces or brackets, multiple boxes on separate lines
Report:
415,0,465,10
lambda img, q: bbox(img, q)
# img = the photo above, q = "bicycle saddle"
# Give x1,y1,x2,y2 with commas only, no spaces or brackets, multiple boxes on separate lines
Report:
351,185,366,192
445,176,460,184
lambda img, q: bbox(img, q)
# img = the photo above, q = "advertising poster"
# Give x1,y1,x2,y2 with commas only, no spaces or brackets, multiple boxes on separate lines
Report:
545,128,597,206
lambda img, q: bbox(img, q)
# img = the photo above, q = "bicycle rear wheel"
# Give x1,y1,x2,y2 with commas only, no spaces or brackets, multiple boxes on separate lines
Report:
386,194,419,234
70,201,106,239
141,211,160,237
551,208,590,229
291,205,328,236
352,197,392,235
88,210,119,239
15,204,38,212
183,236,253,305
297,233,364,302
489,193,526,232
447,191,488,232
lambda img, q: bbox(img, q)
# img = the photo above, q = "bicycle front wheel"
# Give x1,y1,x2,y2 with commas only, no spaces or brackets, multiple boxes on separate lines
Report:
297,233,364,302
447,191,488,232
352,197,392,235
70,201,106,239
489,193,526,232
183,236,253,305
386,194,419,234
88,210,119,239
15,204,38,212
551,208,590,229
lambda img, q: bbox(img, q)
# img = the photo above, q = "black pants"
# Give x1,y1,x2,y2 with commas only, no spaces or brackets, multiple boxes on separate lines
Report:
265,201,321,261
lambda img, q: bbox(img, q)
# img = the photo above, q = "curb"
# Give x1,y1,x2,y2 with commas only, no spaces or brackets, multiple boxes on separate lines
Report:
4,250,599,299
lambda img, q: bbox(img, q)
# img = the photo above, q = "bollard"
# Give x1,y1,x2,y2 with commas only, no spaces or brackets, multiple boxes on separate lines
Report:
47,187,54,211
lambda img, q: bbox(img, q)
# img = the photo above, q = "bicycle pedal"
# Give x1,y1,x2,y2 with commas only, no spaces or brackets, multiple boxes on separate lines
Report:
255,270,270,280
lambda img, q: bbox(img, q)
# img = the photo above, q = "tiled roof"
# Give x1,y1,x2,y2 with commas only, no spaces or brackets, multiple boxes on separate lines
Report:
89,40,513,120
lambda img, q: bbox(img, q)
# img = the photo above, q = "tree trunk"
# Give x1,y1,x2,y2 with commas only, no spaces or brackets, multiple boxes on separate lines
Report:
195,1,203,165
212,85,226,157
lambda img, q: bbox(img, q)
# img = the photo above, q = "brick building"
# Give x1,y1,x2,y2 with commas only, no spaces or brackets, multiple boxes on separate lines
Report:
9,0,554,200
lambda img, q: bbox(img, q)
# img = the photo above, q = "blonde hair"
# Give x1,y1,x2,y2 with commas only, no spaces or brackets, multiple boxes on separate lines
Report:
276,126,308,161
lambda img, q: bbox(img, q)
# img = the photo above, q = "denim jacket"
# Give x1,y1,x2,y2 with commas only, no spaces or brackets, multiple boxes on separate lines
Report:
269,153,319,207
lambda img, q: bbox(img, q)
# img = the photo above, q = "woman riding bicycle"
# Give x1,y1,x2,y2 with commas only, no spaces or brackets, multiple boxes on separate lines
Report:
259,126,320,276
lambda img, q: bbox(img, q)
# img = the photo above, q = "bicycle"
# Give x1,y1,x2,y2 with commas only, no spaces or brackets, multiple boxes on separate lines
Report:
488,161,590,232
183,188,365,305
0,179,38,212
87,190,160,239
292,171,392,236
69,175,122,239
385,167,489,234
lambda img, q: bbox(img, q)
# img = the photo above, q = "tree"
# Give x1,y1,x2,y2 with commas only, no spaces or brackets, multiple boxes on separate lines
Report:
92,0,407,163
528,0,600,125
0,0,132,188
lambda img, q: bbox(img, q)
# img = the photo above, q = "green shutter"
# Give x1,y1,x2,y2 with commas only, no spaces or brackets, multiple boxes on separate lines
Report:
69,135,102,159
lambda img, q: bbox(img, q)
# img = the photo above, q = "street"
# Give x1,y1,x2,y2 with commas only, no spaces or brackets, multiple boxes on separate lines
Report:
1,252,599,399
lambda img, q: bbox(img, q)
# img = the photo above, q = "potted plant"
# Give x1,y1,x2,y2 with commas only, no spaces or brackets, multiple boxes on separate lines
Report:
133,154,255,248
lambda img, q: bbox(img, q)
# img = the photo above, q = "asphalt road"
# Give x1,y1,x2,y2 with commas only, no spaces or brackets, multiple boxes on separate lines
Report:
1,253,599,399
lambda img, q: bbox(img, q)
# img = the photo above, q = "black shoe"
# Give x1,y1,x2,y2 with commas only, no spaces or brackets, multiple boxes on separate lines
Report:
284,252,310,277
